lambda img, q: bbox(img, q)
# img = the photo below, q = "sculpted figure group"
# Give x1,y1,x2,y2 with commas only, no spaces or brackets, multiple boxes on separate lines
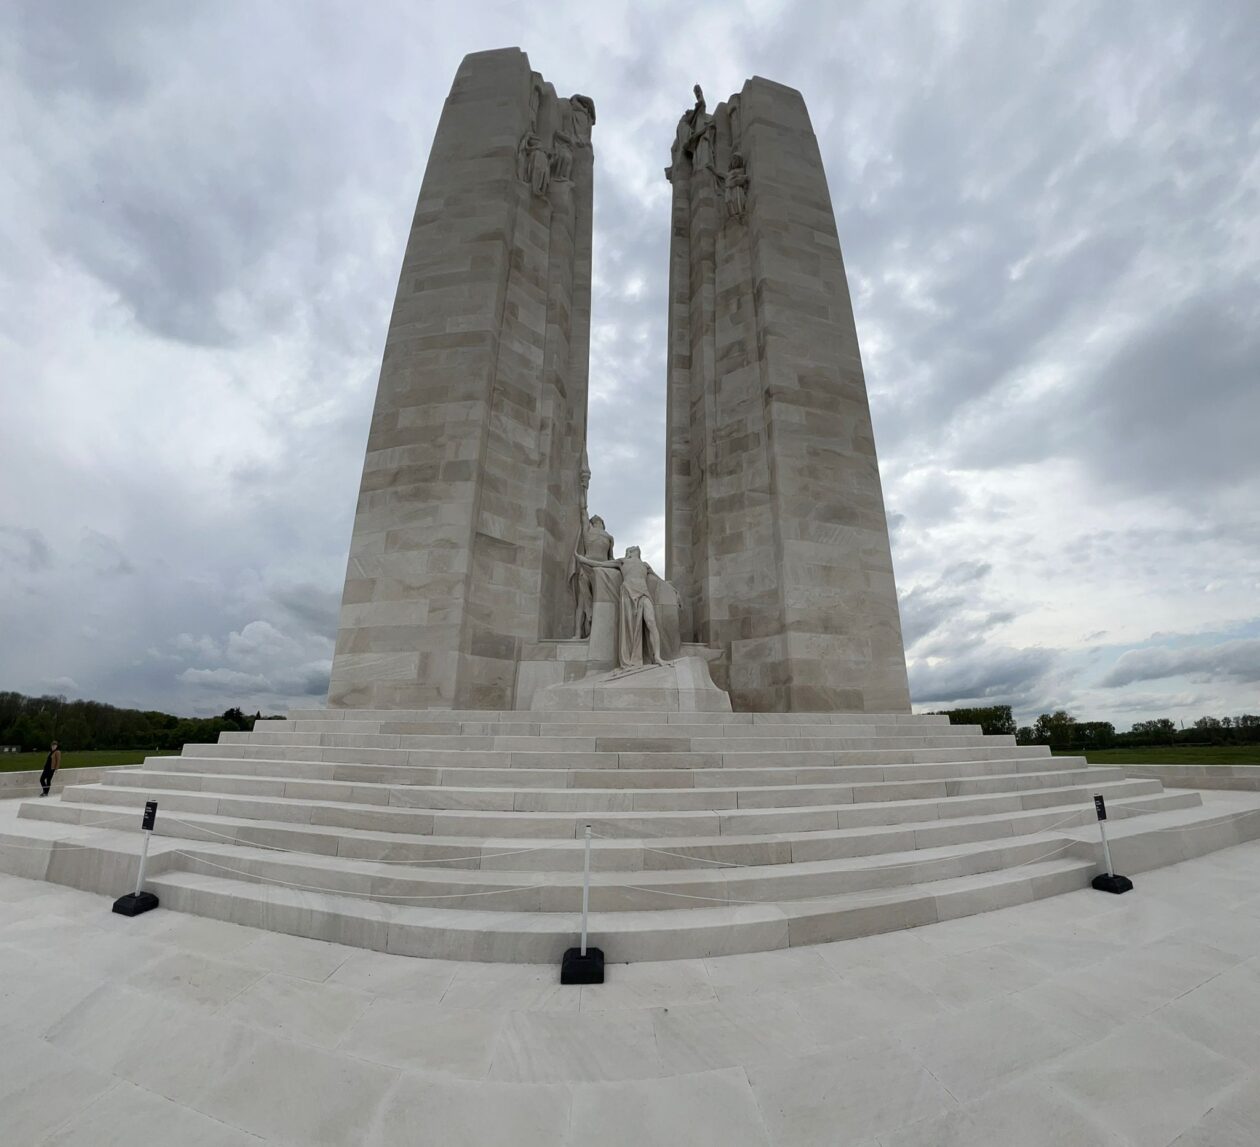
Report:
576,540,667,670
667,83,748,219
570,505,677,671
516,91,596,199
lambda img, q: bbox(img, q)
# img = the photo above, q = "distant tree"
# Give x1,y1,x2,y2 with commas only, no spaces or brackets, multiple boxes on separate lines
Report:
1075,721,1115,748
929,706,1016,737
1032,711,1077,746
0,691,269,753
1129,718,1177,744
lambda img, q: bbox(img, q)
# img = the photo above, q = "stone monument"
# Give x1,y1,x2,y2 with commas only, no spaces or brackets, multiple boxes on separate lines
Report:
663,79,911,712
327,49,596,710
328,49,910,714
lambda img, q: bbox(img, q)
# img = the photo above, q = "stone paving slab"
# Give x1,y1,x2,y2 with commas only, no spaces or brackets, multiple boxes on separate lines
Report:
3,840,1260,1144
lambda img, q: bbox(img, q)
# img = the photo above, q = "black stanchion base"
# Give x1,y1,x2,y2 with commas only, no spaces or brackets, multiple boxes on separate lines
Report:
1091,873,1133,895
561,946,604,984
112,891,160,916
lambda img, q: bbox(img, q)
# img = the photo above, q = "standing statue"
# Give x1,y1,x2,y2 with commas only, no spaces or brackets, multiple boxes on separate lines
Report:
551,99,580,182
551,128,574,182
571,514,613,638
668,83,711,179
569,94,596,147
568,449,610,639
518,132,550,197
693,117,717,173
722,151,749,217
577,546,665,670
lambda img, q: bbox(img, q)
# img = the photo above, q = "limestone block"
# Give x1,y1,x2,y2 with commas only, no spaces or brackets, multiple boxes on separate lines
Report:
530,657,733,712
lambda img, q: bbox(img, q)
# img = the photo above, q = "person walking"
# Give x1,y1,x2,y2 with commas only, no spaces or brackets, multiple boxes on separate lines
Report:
39,740,60,796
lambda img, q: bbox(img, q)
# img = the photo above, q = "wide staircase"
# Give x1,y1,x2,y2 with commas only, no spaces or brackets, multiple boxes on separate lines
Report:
7,709,1225,961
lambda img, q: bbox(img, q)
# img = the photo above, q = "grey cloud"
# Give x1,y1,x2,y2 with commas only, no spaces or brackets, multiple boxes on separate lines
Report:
1068,293,1260,500
268,583,341,636
81,528,136,577
0,526,51,572
179,660,330,699
1099,637,1260,688
1,1,1257,731
909,645,1057,706
897,560,997,647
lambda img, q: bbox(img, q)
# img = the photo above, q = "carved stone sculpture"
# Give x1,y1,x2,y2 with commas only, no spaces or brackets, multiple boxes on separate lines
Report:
723,151,749,217
693,118,716,173
577,546,672,670
571,514,613,638
518,131,550,196
569,94,596,146
667,83,711,180
551,131,574,181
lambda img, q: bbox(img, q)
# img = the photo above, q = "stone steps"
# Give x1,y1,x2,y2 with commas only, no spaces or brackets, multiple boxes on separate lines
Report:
142,857,1102,960
96,762,1128,813
283,709,953,725
276,721,982,738
20,788,1201,870
158,751,1075,787
147,833,1092,912
183,741,1053,769
47,772,1166,838
7,706,1247,961
222,731,1007,752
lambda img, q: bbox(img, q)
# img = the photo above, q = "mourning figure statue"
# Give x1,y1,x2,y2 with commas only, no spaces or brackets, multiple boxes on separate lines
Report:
723,151,749,217
517,131,550,197
577,545,665,670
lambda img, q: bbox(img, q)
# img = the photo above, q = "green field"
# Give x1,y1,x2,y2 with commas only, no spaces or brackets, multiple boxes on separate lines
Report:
0,749,179,774
1051,746,1260,766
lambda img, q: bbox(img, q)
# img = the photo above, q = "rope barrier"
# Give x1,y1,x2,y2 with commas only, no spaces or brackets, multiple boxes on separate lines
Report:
0,811,141,850
160,814,565,866
599,803,1102,870
168,850,551,902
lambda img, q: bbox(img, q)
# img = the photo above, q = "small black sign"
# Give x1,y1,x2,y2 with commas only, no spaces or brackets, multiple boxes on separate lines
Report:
1093,794,1107,821
141,800,158,831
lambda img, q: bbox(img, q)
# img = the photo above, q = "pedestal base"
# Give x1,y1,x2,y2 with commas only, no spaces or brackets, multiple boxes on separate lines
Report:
530,656,731,712
1091,873,1133,895
561,946,605,984
112,891,160,916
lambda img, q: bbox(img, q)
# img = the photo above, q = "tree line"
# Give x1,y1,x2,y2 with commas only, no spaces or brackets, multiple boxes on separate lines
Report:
0,692,282,752
931,705,1260,749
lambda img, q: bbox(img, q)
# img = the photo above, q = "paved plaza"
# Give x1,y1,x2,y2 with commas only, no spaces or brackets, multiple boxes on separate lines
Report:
2,823,1259,1145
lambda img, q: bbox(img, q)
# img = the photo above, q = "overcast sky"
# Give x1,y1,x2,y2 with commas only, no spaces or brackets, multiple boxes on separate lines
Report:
2,1,1258,725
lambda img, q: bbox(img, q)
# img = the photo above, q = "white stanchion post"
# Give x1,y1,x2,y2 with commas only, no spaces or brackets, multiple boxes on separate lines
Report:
580,824,592,957
1090,793,1133,894
112,798,161,916
134,826,153,896
1097,812,1115,878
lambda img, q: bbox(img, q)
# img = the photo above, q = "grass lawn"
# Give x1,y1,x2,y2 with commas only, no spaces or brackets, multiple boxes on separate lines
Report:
1051,746,1260,766
0,749,179,774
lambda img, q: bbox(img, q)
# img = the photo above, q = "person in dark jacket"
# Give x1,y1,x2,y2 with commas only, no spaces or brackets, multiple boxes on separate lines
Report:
39,740,60,796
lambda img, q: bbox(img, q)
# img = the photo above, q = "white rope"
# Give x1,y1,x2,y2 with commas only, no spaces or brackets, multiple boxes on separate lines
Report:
613,839,1087,906
169,850,551,902
0,811,141,850
88,803,1260,912
160,814,565,865
592,803,1100,870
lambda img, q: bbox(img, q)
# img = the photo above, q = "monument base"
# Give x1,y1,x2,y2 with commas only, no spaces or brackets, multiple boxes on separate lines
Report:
1091,873,1133,895
112,891,159,917
530,656,732,712
560,946,605,984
